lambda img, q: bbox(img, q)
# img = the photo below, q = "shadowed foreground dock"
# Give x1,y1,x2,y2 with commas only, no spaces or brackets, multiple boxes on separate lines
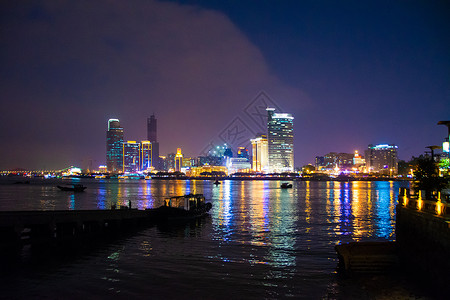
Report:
0,209,157,254
335,242,398,274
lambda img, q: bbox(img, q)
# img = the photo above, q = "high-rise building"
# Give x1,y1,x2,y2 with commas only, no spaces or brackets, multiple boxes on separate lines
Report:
175,148,183,172
140,141,152,171
237,147,250,160
267,108,294,173
365,144,398,175
106,119,124,173
147,115,157,143
147,114,160,170
251,135,268,172
123,141,140,173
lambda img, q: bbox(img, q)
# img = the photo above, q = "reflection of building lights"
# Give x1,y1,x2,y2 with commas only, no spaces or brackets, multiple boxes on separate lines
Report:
417,199,423,210
436,201,443,215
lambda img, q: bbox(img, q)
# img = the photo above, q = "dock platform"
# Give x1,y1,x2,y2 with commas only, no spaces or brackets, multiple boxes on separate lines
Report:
0,209,156,253
335,242,398,274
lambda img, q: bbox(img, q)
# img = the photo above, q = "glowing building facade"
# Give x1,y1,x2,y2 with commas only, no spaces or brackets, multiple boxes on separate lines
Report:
267,108,294,173
175,148,183,172
123,141,140,173
140,141,152,171
147,114,160,170
106,119,124,173
251,135,268,172
365,144,398,175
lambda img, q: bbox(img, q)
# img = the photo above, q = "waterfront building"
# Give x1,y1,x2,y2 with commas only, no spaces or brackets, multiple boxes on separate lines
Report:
147,114,160,170
227,157,252,174
166,153,175,171
315,152,354,172
175,148,183,172
251,135,268,172
123,141,140,173
187,165,228,177
365,144,398,175
267,108,294,173
237,147,250,160
140,141,152,171
106,119,124,173
353,151,366,172
182,157,191,168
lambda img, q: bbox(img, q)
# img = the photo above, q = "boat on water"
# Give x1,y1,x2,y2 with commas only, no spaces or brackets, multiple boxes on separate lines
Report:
148,194,212,221
280,182,293,189
57,184,87,192
213,179,221,185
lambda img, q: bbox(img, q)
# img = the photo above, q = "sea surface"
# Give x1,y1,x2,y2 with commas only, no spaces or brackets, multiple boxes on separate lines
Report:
0,178,433,299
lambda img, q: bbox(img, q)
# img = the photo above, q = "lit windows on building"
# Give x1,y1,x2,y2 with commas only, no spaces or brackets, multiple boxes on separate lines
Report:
106,119,124,173
140,141,152,171
175,148,183,172
227,157,252,174
365,144,398,175
251,135,268,172
123,141,140,173
237,147,250,160
267,108,294,173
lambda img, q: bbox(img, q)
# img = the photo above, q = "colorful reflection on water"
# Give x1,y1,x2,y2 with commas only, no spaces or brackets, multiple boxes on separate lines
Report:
0,177,412,298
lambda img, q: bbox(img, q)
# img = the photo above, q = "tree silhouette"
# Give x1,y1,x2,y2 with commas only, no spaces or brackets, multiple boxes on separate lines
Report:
413,157,447,200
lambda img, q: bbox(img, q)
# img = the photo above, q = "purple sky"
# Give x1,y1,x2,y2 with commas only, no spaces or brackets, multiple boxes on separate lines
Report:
1,0,449,170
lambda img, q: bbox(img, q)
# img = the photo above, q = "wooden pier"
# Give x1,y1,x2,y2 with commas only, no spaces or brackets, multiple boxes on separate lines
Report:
0,209,156,253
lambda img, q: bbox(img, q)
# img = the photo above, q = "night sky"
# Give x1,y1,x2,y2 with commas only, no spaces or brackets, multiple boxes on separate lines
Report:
1,0,449,170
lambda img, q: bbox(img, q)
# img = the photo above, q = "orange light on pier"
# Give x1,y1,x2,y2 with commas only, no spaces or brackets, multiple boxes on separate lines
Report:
436,201,443,215
417,199,423,211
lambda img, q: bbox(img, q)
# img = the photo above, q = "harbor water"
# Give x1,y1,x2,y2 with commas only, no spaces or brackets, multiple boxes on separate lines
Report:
0,178,432,299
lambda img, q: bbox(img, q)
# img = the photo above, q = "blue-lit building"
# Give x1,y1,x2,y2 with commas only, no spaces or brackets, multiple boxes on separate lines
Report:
365,144,398,175
140,141,152,171
123,141,140,173
106,119,124,173
267,108,294,173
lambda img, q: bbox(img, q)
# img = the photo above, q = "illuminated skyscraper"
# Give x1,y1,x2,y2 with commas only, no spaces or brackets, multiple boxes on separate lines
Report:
267,108,294,173
123,141,140,173
365,144,398,175
140,141,152,171
175,148,183,172
251,135,268,172
106,119,124,173
147,114,160,170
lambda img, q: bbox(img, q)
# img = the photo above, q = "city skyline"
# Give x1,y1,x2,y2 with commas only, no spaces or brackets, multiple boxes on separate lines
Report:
1,1,449,170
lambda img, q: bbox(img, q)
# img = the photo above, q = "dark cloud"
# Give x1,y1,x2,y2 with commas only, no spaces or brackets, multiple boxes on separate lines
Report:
0,0,308,169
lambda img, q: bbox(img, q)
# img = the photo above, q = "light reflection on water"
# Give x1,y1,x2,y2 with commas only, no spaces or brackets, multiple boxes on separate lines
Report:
0,178,411,298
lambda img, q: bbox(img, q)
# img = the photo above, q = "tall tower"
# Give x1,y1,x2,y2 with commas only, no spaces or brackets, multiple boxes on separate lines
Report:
147,114,160,170
106,119,124,173
267,108,294,173
147,115,157,143
175,148,183,172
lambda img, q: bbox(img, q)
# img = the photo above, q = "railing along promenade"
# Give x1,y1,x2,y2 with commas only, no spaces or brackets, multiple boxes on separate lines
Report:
396,188,450,292
397,188,450,219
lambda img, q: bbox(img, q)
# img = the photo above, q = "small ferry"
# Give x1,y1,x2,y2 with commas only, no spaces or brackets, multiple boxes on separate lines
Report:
57,184,87,192
149,194,212,221
280,182,293,189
